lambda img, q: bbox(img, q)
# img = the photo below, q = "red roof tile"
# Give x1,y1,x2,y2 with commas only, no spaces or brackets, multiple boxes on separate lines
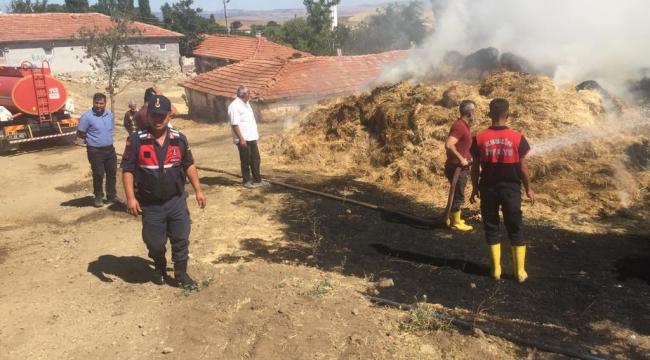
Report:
180,50,409,102
0,13,182,42
193,34,312,62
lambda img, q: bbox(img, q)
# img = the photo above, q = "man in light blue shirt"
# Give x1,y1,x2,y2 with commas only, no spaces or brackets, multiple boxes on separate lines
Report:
77,93,118,207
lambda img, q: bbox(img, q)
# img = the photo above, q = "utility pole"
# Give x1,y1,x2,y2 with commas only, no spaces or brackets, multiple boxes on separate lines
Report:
223,0,231,35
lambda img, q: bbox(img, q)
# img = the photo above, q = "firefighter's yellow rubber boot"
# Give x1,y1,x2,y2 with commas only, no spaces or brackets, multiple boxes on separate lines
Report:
512,246,528,283
450,211,473,231
489,244,501,280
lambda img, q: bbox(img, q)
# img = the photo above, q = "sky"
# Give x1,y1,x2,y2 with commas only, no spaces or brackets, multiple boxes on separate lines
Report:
0,0,392,12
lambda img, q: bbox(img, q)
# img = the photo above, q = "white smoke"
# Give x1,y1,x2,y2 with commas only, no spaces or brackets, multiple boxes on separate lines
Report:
380,0,650,96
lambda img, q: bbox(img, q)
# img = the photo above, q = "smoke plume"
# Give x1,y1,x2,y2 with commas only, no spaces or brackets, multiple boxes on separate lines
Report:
380,0,650,97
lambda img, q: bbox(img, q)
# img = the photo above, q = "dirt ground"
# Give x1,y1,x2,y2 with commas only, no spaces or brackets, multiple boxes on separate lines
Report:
0,79,648,359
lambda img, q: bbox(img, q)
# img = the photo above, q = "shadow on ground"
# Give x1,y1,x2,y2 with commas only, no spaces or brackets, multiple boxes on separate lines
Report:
0,138,77,157
211,174,650,359
200,176,241,187
87,255,156,284
61,196,127,213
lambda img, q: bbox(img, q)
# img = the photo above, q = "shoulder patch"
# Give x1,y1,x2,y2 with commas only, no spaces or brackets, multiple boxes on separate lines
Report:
138,129,151,139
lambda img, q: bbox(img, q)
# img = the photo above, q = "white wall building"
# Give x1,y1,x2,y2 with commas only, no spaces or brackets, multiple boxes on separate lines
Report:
0,12,182,74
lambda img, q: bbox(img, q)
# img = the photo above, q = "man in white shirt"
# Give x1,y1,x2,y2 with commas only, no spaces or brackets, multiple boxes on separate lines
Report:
228,85,268,188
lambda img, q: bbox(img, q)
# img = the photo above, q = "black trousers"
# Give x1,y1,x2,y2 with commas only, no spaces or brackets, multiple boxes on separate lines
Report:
479,182,524,246
86,145,117,199
141,194,191,263
445,164,469,212
237,141,261,184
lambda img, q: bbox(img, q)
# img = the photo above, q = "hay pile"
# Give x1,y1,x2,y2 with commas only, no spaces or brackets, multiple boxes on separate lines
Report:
270,71,650,232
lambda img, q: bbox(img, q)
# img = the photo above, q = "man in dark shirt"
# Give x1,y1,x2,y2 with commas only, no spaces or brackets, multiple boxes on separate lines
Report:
120,95,207,288
470,98,535,283
134,87,179,131
444,100,475,231
123,101,137,134
134,88,157,131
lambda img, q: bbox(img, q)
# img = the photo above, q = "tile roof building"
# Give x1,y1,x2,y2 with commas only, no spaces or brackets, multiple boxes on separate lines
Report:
192,34,311,73
0,13,182,73
180,50,408,121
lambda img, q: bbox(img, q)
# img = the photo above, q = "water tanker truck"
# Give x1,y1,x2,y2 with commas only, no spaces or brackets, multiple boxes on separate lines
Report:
0,61,78,152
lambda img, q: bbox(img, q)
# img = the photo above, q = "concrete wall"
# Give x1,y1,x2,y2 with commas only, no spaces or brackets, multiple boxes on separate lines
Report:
0,38,181,74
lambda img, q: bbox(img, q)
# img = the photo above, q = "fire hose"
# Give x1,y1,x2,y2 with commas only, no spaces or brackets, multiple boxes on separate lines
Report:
196,165,445,228
95,146,449,228
105,147,606,359
194,166,609,360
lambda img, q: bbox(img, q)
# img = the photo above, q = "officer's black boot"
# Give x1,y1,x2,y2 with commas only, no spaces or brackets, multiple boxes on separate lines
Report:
174,260,197,289
152,257,166,285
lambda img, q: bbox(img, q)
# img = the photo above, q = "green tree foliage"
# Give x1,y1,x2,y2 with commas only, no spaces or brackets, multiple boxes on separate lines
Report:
117,0,134,12
264,18,312,52
137,0,158,24
230,20,243,31
91,0,116,15
65,0,89,12
342,1,426,55
76,17,165,112
160,0,225,56
302,0,340,55
303,0,338,34
262,0,341,55
9,0,66,12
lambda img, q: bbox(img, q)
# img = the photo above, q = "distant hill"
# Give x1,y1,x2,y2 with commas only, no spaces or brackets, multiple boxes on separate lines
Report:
163,1,414,23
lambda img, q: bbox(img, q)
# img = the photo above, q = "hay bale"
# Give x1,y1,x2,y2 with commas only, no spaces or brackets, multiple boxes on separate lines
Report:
500,52,537,74
269,70,649,229
462,47,500,74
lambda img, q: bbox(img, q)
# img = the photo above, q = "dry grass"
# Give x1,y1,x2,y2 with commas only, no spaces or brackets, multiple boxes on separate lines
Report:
269,71,650,232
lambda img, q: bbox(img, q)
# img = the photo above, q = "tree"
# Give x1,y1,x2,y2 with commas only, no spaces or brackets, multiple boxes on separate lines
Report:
304,0,338,34
262,1,340,55
342,1,426,55
76,17,165,112
138,0,158,24
302,0,340,55
9,0,66,12
65,0,89,12
230,20,243,31
117,0,134,12
91,0,115,15
160,0,225,56
266,18,312,51
266,20,279,27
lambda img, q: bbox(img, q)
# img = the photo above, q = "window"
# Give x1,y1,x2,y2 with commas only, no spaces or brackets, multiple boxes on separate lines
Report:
159,43,167,51
44,47,53,55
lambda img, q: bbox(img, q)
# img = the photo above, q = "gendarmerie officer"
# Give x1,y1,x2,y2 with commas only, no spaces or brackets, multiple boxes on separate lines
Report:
120,95,207,288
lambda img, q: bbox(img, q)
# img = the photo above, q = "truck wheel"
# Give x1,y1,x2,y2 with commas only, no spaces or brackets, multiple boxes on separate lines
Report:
0,139,18,154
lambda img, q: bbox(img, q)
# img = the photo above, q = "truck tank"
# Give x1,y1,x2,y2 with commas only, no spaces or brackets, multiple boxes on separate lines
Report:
0,62,68,115
0,61,78,153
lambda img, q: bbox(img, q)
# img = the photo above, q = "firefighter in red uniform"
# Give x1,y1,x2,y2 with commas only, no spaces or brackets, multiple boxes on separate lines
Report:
120,95,206,288
470,98,535,283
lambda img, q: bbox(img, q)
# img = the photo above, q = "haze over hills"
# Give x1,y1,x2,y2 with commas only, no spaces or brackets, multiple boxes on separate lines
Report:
153,1,415,22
